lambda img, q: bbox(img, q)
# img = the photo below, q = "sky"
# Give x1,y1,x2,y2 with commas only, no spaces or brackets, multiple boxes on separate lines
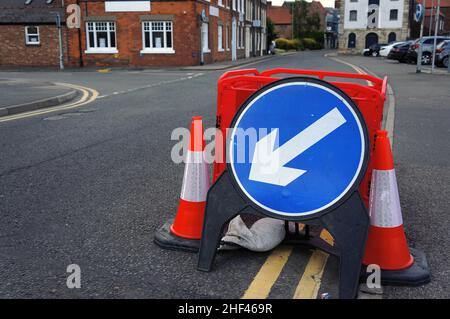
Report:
270,0,336,9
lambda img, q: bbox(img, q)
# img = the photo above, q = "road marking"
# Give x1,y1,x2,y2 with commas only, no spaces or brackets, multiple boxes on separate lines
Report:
325,55,396,146
292,229,334,299
293,249,329,299
97,73,204,99
242,245,293,299
0,83,98,123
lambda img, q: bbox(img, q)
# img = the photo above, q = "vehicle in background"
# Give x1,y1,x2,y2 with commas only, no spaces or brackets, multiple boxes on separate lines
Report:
362,48,370,56
387,41,414,63
366,43,389,57
406,36,450,64
435,40,450,68
380,42,405,57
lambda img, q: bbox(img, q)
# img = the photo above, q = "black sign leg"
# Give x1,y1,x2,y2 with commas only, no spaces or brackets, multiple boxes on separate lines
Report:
197,171,247,272
319,191,369,299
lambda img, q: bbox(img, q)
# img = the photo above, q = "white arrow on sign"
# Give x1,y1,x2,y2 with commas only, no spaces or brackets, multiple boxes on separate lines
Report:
249,107,347,186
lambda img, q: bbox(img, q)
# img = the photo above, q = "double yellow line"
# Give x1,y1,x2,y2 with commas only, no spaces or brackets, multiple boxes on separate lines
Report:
242,226,334,299
0,82,98,123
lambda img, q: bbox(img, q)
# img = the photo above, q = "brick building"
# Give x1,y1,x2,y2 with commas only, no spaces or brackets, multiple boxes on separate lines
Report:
0,0,67,67
0,0,268,68
267,1,293,39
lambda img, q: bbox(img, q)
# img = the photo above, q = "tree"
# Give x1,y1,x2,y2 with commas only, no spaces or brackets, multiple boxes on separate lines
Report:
292,0,308,39
267,17,277,42
306,12,321,32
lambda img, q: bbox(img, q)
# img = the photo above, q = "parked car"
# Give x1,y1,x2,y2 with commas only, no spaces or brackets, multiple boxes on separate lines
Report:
435,40,450,68
379,41,405,57
365,43,388,57
387,41,414,63
406,36,450,64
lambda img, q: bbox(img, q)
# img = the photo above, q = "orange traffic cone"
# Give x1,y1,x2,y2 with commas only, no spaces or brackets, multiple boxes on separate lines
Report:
154,116,210,252
171,116,210,239
361,130,430,285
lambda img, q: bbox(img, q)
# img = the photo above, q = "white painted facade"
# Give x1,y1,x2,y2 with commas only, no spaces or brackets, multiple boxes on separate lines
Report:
343,0,404,30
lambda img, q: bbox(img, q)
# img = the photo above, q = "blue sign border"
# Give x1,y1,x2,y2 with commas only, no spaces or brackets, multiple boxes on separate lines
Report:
226,77,370,220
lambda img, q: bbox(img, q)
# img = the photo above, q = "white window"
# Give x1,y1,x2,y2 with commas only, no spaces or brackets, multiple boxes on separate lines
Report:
239,25,244,48
202,22,210,52
218,25,223,51
226,25,230,51
218,0,223,6
85,21,117,53
25,26,40,45
349,10,357,22
237,25,241,48
233,0,236,11
141,21,174,54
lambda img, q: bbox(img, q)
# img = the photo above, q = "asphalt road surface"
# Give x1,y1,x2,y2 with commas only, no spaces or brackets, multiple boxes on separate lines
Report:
0,51,447,298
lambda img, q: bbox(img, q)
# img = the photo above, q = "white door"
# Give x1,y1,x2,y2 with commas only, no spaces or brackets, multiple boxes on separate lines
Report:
232,18,237,61
245,26,250,58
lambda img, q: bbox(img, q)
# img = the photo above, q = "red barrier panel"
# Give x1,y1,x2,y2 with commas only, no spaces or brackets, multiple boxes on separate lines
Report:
213,68,387,207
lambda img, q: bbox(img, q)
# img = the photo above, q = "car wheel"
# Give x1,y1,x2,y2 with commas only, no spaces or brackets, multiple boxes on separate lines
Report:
443,56,449,68
421,53,431,65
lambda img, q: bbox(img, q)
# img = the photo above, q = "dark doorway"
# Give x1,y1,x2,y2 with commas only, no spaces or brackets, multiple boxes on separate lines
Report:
348,33,356,48
365,32,378,48
388,32,397,43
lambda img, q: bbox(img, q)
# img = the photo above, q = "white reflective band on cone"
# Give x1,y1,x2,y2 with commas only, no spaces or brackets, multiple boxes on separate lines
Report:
180,150,210,202
369,169,403,228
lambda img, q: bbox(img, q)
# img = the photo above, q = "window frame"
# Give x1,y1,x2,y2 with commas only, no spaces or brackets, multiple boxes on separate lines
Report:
202,22,210,53
349,10,357,22
25,26,40,45
226,25,230,51
85,21,118,54
389,9,398,21
141,20,175,54
218,25,224,52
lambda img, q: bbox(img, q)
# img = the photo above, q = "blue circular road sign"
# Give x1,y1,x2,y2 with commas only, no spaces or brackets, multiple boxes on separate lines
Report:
228,78,369,218
415,4,424,23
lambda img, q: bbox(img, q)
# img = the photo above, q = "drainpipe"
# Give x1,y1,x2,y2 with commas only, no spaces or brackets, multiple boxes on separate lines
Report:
77,0,83,67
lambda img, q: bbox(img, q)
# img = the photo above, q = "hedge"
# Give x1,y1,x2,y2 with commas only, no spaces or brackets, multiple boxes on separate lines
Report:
275,38,304,51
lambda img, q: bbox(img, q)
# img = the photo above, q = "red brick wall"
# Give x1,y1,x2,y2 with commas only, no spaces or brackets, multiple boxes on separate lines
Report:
274,24,292,39
67,0,232,67
0,25,68,67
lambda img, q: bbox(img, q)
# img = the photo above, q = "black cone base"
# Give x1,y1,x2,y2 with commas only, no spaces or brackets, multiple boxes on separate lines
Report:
360,247,431,286
154,219,200,253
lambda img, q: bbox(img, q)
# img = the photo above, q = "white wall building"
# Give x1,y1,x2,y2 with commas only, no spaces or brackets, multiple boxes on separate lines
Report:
339,0,409,52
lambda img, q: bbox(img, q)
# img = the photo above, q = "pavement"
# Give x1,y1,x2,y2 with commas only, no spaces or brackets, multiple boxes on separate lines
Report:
334,55,450,299
0,50,447,299
0,79,78,117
